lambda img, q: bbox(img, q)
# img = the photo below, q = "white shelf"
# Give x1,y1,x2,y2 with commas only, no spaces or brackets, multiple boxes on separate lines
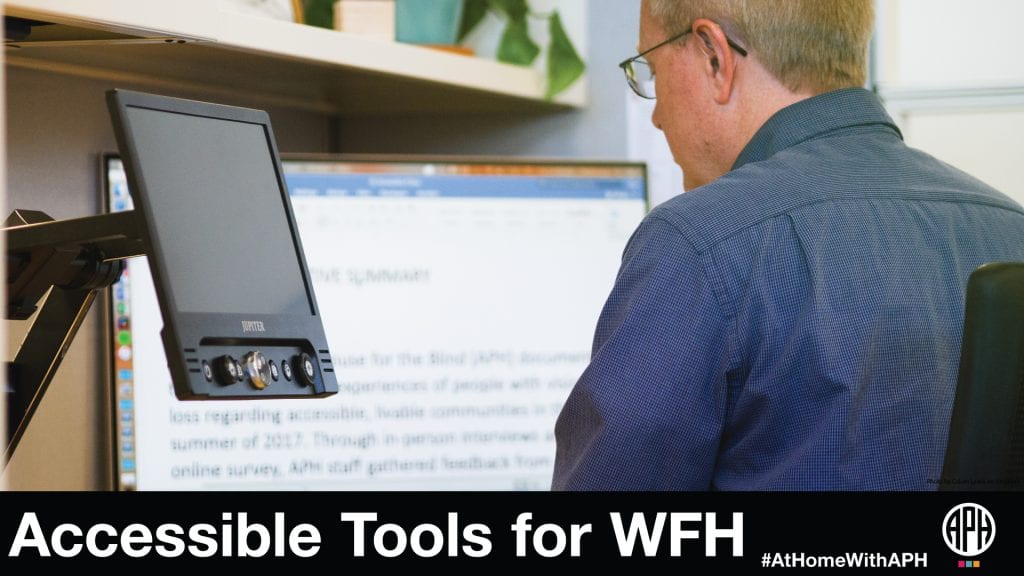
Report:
4,0,585,115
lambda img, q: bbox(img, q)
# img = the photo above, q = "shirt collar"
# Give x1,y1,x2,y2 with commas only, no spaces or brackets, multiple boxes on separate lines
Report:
732,88,903,170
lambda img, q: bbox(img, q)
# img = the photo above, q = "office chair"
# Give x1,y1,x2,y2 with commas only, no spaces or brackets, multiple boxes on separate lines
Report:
941,262,1024,491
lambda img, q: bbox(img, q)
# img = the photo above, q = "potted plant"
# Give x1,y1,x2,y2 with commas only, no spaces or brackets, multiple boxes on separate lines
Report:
457,0,585,99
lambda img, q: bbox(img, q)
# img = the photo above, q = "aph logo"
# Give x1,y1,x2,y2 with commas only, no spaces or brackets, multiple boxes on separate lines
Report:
943,503,995,556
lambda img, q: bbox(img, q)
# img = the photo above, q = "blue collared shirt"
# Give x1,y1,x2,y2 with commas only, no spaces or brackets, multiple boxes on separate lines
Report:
553,88,1024,490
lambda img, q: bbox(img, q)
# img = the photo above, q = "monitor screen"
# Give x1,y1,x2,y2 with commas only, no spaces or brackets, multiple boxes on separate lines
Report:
106,154,648,490
118,108,310,316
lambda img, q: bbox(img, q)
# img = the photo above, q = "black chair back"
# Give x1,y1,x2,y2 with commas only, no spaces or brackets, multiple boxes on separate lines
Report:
941,262,1024,491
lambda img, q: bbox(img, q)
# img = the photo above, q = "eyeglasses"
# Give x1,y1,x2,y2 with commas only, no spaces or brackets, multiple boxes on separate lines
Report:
619,26,749,99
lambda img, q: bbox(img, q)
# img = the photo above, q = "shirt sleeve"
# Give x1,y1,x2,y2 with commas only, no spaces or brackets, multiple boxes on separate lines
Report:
551,214,733,490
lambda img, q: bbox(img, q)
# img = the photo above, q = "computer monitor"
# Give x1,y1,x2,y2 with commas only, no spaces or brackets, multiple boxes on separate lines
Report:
106,90,337,400
104,153,648,490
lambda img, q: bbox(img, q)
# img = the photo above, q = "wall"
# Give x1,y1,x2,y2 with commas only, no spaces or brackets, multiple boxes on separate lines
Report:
875,0,1023,90
875,0,1024,204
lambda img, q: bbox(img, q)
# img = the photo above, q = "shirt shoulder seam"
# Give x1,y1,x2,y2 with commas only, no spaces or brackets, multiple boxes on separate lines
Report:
643,213,744,372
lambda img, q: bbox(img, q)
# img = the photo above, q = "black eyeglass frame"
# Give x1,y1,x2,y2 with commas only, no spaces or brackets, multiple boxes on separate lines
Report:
619,26,749,99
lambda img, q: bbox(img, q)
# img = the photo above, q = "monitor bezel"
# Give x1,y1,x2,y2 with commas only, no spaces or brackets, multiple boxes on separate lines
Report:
106,89,336,401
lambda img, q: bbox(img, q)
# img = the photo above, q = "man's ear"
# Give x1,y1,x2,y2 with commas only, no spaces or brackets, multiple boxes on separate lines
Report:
699,32,720,72
692,18,738,104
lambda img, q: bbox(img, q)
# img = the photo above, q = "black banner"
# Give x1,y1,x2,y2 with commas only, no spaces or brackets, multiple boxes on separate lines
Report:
0,492,1019,569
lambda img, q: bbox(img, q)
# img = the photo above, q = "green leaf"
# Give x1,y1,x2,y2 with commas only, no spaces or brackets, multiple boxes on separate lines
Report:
458,0,490,42
546,10,585,99
302,0,334,29
498,19,540,66
487,0,529,23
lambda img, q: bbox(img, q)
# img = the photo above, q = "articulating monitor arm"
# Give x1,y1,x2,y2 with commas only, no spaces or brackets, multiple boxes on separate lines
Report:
4,209,142,464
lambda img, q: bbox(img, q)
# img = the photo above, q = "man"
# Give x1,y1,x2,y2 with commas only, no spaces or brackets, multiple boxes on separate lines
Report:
552,0,1024,490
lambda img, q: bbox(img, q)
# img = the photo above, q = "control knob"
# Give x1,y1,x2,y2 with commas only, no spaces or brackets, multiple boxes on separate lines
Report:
213,355,240,385
293,352,317,387
242,351,272,390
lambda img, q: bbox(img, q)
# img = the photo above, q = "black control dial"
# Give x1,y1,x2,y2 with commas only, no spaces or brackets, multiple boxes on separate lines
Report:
213,355,239,385
293,352,317,387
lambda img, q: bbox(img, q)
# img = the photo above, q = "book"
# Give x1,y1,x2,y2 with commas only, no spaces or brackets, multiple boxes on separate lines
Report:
334,0,395,42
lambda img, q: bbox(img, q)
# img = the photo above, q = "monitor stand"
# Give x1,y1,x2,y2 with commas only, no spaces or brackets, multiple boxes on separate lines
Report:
4,208,141,464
